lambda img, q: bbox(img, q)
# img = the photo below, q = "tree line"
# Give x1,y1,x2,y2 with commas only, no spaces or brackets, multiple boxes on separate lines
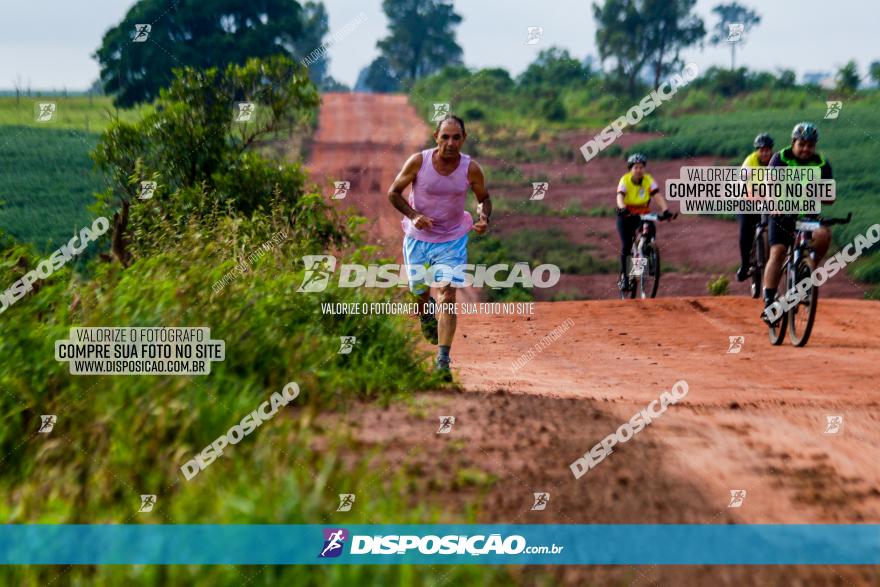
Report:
95,0,880,106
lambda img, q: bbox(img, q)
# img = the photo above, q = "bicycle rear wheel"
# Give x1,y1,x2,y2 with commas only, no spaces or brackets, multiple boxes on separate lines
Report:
788,258,818,347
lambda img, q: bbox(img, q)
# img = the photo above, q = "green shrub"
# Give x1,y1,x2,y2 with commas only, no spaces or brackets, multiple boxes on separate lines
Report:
539,95,567,122
584,205,616,217
550,290,584,301
707,274,730,296
91,56,319,258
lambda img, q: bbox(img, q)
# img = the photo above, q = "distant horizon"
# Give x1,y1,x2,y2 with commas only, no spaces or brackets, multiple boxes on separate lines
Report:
0,67,858,95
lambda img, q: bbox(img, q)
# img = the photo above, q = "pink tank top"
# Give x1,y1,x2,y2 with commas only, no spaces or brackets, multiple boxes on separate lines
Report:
401,148,474,243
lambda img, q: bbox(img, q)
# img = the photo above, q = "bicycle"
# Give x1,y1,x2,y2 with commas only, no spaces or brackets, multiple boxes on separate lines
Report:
619,212,678,300
767,212,851,347
748,215,768,299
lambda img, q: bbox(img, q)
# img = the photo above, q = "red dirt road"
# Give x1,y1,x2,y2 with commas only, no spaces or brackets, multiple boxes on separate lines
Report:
306,93,880,584
308,92,428,256
459,296,880,524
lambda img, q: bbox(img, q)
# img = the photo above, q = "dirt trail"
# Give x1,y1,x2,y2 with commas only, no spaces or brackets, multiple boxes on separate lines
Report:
306,93,880,585
457,296,880,524
308,92,428,257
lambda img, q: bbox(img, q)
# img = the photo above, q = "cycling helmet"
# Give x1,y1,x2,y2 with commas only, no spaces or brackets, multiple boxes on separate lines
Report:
753,133,774,149
791,122,818,142
627,153,647,168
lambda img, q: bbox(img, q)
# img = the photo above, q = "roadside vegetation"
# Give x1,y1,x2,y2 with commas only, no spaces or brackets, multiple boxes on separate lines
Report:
0,56,514,586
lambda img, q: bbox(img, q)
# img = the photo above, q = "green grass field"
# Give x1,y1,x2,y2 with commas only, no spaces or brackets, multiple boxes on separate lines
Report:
0,125,104,249
0,95,148,131
0,96,311,253
0,97,148,251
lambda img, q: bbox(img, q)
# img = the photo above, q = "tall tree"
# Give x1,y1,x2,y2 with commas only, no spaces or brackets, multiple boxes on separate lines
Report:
709,2,761,70
375,0,463,84
643,0,704,89
868,60,880,86
593,0,644,94
93,0,329,107
298,1,331,85
836,60,860,94
360,56,401,93
593,0,704,94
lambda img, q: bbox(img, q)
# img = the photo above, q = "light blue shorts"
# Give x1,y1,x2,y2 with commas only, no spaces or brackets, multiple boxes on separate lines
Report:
402,234,469,295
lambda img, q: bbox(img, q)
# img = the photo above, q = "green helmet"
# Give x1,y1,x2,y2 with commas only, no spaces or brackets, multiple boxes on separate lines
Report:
791,122,818,142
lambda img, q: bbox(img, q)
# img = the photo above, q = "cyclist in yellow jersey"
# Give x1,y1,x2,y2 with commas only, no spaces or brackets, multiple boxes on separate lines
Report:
615,153,672,291
736,133,774,282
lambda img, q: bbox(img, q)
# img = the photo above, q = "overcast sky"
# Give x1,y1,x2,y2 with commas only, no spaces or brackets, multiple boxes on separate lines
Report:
0,0,875,90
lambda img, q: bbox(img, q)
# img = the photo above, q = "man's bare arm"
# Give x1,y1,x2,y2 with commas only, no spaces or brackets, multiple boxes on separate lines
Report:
468,161,491,234
388,153,423,220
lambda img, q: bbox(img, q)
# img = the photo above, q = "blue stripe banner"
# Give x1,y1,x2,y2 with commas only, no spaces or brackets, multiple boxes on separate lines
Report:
1,525,878,565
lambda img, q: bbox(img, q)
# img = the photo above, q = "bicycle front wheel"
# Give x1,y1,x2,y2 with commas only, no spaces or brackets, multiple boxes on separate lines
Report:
627,246,640,299
768,307,788,345
750,230,765,299
788,258,818,347
768,263,788,346
639,244,660,298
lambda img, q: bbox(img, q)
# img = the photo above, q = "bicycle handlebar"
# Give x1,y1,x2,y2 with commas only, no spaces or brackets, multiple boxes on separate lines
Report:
640,212,678,222
795,212,852,232
820,212,852,227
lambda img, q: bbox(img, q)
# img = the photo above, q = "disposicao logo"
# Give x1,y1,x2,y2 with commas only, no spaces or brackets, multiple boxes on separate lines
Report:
319,528,349,558
297,255,560,292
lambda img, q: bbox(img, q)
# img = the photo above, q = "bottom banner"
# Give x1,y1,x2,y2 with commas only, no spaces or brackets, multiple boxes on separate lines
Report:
1,525,878,565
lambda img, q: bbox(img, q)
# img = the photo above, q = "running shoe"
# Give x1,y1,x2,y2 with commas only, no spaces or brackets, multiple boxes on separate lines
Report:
420,296,438,344
435,357,452,382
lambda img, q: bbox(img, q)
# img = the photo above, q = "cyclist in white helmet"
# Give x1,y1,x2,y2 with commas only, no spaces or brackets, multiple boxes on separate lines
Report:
761,122,834,324
615,153,672,291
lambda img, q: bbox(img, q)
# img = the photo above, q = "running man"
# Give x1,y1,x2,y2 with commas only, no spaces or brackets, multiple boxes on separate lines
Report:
761,122,833,324
736,133,774,282
387,114,491,379
615,153,672,291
